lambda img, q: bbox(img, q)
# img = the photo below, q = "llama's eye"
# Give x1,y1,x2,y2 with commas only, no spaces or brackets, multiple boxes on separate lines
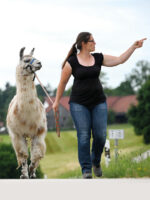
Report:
24,59,31,63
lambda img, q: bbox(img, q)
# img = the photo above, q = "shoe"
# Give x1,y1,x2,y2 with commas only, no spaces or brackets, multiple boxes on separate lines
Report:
82,172,92,179
93,165,102,177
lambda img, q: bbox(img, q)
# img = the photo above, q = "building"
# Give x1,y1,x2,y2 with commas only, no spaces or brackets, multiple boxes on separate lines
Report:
44,95,138,130
107,95,138,123
0,121,6,134
44,96,73,130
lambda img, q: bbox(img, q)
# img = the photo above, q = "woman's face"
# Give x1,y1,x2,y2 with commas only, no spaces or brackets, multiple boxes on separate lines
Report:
83,35,96,52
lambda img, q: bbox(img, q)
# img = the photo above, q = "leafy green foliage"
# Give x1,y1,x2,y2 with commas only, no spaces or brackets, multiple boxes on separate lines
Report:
107,110,116,124
99,71,108,87
0,83,16,124
104,60,150,96
0,143,44,179
128,79,150,143
104,80,135,96
127,60,150,91
143,125,150,144
36,83,52,102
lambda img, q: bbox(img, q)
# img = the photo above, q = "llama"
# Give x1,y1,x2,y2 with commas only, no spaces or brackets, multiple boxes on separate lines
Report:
6,47,47,178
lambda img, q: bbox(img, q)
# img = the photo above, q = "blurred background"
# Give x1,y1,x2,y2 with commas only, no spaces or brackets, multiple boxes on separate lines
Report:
0,0,150,179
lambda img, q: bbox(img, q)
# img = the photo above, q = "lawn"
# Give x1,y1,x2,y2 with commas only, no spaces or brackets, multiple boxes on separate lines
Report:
1,123,150,178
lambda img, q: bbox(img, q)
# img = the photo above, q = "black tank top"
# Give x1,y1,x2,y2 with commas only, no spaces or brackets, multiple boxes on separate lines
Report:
67,53,106,109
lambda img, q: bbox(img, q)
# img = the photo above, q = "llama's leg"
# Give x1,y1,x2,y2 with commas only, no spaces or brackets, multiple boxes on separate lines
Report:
10,133,29,179
29,136,46,178
20,159,28,179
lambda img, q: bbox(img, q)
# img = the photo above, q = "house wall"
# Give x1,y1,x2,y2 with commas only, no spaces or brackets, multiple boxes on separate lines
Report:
47,105,74,130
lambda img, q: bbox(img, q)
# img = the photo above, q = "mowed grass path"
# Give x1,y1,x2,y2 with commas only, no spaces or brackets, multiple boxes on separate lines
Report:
1,124,150,178
41,123,150,178
41,130,79,178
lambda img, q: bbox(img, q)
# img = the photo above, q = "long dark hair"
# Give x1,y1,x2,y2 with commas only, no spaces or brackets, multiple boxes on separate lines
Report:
62,32,91,68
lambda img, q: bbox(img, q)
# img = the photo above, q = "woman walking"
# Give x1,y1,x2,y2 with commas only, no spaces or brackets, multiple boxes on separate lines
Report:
53,32,146,178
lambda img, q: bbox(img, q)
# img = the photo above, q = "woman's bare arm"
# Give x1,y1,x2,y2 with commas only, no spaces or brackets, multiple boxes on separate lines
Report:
103,38,147,67
52,62,72,112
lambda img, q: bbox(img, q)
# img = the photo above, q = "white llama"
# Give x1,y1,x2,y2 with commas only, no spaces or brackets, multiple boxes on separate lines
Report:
6,47,47,179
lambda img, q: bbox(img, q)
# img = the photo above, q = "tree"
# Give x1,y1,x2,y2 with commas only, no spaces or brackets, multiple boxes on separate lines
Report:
107,110,116,124
63,86,72,96
100,71,108,88
1,83,16,124
128,79,150,144
104,80,135,96
104,60,150,96
36,83,52,102
127,60,150,91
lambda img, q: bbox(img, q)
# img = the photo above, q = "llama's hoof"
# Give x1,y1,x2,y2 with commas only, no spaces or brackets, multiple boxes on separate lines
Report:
30,173,36,179
29,164,36,178
20,174,29,179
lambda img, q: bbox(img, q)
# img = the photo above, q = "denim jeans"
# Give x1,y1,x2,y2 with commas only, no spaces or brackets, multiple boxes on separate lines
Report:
70,102,107,174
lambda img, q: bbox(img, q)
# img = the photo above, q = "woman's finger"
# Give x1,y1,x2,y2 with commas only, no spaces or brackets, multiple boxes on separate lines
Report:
140,38,147,42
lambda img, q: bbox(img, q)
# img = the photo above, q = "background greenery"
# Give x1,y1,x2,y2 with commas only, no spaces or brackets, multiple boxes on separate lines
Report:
0,143,44,179
1,60,150,125
0,59,150,178
128,79,150,144
1,124,150,179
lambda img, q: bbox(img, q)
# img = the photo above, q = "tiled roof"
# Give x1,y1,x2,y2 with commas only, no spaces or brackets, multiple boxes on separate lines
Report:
44,96,70,112
44,95,138,113
106,95,138,113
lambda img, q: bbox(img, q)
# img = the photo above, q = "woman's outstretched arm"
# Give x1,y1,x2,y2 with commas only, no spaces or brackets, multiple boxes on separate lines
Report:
103,38,147,67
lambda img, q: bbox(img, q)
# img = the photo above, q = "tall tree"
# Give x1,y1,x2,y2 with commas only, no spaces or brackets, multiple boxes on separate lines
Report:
36,83,52,102
0,82,16,124
128,79,150,144
104,60,150,96
127,60,150,91
104,80,135,96
99,71,108,88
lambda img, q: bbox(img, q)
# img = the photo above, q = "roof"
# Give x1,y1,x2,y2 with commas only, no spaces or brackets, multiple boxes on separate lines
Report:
106,95,138,113
44,96,70,112
44,95,138,113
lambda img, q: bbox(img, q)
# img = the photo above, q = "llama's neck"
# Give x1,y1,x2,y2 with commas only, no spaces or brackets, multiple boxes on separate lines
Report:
16,71,37,104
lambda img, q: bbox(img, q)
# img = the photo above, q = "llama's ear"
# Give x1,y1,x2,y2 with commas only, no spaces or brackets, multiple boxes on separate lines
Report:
20,47,25,60
30,48,35,56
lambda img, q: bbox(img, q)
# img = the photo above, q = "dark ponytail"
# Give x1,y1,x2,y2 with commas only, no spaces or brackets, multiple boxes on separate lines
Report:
62,42,77,69
62,32,91,69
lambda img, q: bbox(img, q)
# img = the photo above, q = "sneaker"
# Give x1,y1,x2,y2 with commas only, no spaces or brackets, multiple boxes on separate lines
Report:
82,172,92,179
93,165,102,177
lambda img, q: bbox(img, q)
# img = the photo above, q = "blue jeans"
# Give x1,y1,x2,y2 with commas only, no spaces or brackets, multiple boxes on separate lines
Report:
70,102,107,174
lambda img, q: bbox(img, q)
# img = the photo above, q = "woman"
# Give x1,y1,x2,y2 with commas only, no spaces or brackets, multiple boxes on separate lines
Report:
53,32,146,179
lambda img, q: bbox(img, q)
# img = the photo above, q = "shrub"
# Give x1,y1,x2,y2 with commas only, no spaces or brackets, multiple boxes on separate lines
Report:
0,143,44,179
143,125,150,144
107,110,116,124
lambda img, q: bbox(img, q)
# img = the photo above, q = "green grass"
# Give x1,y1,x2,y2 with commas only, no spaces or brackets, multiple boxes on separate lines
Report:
40,130,79,178
102,154,150,178
40,123,150,178
0,134,11,144
1,124,150,178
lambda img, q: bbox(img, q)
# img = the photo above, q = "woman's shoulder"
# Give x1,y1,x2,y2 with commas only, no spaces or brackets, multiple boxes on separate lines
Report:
67,54,76,61
92,52,103,65
67,54,77,66
92,52,103,59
